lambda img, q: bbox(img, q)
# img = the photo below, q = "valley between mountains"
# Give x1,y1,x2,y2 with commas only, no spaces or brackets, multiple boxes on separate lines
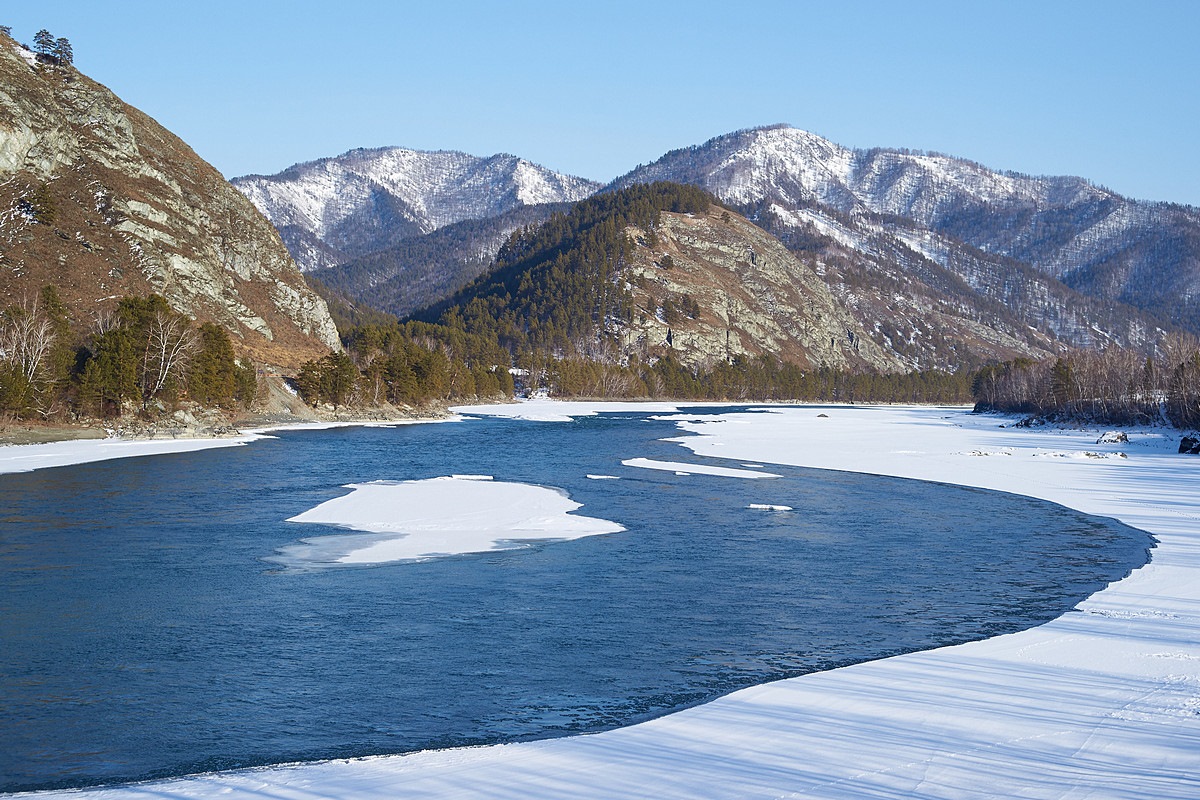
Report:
1,28,1198,432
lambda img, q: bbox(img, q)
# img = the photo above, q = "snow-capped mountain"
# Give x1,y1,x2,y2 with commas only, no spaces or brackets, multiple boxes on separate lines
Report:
612,125,1200,333
233,148,601,271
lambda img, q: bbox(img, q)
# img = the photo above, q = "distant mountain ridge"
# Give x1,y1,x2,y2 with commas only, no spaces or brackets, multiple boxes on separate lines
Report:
611,125,1200,333
236,125,1196,370
312,202,571,319
232,148,601,272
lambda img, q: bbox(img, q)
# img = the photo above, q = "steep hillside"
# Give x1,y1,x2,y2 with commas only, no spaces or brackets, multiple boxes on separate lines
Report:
617,207,903,371
624,208,1066,372
0,37,339,368
613,125,1198,334
233,148,601,271
750,201,1161,364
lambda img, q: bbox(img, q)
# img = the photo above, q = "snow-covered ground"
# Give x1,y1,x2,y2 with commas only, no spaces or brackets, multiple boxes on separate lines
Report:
0,419,453,476
9,401,1200,799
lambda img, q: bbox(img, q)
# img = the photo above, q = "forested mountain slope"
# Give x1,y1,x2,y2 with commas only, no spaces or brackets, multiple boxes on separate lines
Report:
413,183,1083,372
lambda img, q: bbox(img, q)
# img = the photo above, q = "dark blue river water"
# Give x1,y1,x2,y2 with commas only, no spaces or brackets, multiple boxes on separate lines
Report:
0,408,1152,792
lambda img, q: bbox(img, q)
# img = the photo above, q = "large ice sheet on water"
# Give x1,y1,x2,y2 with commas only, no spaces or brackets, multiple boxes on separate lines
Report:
279,476,624,566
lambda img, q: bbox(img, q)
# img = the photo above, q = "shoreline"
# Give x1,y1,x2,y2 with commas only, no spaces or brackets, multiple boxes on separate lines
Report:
7,402,1200,798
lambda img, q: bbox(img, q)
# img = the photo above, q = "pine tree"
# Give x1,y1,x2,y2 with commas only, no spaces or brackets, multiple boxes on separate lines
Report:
33,29,54,56
52,37,73,65
188,323,238,406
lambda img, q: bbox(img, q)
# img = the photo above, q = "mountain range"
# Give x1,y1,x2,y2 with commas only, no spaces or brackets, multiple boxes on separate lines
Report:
613,125,1197,336
5,19,1195,386
232,149,600,273
237,126,1197,370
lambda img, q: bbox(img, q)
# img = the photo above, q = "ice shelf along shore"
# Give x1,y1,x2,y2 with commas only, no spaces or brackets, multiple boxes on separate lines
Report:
0,435,260,474
11,401,1200,799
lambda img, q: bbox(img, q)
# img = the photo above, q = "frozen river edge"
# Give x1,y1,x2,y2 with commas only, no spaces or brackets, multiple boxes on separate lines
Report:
7,403,1200,799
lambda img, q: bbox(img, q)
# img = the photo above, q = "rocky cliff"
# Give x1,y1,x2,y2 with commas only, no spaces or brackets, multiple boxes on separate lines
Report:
0,37,339,369
616,206,1071,372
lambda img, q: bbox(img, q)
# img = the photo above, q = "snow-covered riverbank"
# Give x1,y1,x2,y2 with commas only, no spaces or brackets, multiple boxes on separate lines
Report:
10,402,1200,799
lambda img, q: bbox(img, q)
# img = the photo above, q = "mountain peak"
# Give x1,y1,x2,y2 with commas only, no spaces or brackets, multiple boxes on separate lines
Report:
233,147,602,271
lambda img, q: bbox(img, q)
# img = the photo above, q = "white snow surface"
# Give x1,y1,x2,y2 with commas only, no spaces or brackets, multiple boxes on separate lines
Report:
14,403,1200,799
622,457,780,479
283,477,623,565
0,435,261,474
453,398,693,422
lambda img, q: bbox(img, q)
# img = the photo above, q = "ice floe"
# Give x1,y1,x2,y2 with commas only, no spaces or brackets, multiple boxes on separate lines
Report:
278,476,623,567
621,457,780,479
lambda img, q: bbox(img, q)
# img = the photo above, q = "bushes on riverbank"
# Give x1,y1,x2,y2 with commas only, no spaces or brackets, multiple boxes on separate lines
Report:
971,337,1200,428
0,287,257,420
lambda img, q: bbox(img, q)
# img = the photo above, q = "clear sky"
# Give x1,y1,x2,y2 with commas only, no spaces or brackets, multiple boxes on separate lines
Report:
5,1,1197,205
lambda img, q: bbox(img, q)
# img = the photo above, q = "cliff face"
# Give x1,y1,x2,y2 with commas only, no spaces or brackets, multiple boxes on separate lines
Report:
0,39,339,368
616,208,1064,373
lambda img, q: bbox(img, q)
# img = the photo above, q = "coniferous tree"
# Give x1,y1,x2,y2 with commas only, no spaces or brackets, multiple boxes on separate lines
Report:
52,37,72,65
188,323,239,406
33,29,54,56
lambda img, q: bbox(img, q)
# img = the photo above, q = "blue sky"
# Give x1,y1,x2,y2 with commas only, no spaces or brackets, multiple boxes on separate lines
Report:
5,1,1197,205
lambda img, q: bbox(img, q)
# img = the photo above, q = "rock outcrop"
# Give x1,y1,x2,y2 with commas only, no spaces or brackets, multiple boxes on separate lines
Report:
615,206,1073,372
619,208,905,372
0,37,339,368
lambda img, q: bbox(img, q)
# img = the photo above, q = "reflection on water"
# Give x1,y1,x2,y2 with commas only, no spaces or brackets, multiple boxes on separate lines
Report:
0,409,1152,791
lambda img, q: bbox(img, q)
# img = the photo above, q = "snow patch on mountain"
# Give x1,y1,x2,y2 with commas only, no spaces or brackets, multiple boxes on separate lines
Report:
233,148,601,271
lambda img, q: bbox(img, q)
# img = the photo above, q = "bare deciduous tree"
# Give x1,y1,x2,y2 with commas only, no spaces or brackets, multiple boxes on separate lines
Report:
140,310,197,406
0,297,57,414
